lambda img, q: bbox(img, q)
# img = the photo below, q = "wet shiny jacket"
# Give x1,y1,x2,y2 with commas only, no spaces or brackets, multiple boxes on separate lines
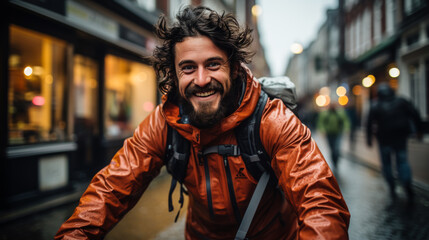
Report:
55,69,350,240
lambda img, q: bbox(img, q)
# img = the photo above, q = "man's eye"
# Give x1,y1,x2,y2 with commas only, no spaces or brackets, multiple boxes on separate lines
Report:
207,62,221,69
181,65,195,73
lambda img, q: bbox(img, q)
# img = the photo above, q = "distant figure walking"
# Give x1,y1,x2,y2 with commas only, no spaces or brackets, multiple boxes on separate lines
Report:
317,104,350,169
366,83,423,201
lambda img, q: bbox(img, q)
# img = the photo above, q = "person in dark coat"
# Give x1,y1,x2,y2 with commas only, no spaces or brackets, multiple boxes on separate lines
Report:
366,83,423,200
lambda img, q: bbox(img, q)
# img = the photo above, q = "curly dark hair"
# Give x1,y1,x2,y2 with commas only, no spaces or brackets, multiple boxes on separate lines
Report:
152,6,254,95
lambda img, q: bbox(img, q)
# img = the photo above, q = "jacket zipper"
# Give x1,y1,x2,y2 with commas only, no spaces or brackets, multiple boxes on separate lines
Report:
223,155,242,224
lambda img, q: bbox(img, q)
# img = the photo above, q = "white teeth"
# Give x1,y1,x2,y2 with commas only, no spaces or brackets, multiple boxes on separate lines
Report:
195,90,215,97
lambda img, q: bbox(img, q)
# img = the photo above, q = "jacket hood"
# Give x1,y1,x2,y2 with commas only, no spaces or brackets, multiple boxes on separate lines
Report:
160,66,262,146
377,83,395,100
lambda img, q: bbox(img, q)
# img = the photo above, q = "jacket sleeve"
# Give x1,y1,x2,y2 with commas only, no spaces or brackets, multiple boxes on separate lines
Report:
261,100,350,239
54,108,167,240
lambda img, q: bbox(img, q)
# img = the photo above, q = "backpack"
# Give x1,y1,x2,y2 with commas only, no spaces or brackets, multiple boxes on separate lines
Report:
164,77,297,240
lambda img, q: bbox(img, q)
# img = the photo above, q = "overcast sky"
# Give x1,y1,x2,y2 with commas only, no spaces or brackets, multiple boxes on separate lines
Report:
257,0,338,76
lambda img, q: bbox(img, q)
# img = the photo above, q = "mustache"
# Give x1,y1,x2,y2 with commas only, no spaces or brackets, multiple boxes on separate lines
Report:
184,81,224,98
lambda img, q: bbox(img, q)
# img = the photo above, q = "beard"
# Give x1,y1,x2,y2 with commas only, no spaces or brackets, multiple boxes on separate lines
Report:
180,77,241,129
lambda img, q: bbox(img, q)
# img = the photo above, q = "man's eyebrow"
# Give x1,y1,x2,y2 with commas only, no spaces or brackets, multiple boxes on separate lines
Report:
178,60,195,67
206,57,226,63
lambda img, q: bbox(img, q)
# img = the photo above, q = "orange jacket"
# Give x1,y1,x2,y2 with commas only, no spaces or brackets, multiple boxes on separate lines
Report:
55,69,350,239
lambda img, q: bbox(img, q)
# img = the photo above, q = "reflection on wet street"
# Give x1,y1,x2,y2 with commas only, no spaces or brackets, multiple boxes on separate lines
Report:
106,171,187,240
0,134,428,240
315,133,429,240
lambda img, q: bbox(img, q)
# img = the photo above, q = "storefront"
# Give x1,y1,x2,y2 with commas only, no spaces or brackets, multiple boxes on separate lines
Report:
1,0,159,208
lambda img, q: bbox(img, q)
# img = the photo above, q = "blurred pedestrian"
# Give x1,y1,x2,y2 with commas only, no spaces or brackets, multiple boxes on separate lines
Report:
317,103,350,169
366,83,423,201
55,6,350,240
345,98,359,150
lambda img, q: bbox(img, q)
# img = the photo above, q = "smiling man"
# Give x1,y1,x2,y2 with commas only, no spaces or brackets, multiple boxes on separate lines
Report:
55,6,350,240
175,35,234,128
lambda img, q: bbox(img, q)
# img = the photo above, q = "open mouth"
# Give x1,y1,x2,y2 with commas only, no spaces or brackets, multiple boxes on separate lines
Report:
194,90,216,97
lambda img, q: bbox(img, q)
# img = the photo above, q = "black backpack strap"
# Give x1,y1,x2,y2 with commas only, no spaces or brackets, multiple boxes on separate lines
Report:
165,125,190,221
235,90,276,182
232,90,277,240
235,171,270,240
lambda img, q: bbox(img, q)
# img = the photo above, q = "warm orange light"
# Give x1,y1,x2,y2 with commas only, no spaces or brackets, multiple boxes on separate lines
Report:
362,75,375,87
338,95,349,106
352,85,362,95
315,95,330,107
251,5,262,17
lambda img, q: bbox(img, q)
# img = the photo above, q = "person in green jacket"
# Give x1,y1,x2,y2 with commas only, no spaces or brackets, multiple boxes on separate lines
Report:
317,103,350,169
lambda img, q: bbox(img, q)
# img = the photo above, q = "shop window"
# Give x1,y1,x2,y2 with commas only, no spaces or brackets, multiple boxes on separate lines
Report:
8,25,69,145
104,55,157,139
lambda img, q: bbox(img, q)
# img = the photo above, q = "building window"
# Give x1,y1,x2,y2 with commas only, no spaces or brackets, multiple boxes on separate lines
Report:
8,25,69,145
406,32,419,47
404,0,426,16
104,54,157,139
408,62,420,108
314,56,323,72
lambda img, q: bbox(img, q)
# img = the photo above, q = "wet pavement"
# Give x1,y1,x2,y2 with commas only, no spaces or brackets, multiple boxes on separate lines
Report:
1,133,429,240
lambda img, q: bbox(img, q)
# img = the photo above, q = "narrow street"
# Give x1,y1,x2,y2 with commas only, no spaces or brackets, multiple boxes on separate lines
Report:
1,133,428,240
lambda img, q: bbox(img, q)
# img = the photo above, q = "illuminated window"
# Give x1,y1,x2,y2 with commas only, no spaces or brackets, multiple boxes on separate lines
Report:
104,55,157,139
8,25,69,145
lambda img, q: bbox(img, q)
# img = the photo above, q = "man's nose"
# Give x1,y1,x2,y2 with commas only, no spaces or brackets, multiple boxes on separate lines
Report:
193,67,211,87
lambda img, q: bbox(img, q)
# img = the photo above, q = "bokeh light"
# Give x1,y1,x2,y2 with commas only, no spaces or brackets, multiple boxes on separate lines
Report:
338,95,349,106
352,85,362,95
362,75,375,88
290,43,303,54
388,67,400,78
336,86,347,96
24,66,33,76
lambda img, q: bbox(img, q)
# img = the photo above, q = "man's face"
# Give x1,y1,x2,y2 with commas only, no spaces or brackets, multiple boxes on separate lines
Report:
174,35,233,127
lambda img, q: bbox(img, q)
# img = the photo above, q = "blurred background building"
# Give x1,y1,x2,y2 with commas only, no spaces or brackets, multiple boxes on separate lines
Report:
285,0,428,191
0,0,269,222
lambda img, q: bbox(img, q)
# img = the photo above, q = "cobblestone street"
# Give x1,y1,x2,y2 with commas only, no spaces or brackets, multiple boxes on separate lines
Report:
1,134,429,240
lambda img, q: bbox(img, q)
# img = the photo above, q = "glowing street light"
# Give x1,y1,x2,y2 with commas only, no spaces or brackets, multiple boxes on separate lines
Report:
362,75,375,88
24,66,33,76
389,67,400,78
315,95,330,107
338,95,349,106
290,43,303,54
251,5,262,17
336,86,347,96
